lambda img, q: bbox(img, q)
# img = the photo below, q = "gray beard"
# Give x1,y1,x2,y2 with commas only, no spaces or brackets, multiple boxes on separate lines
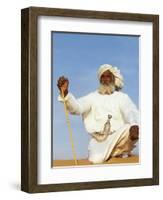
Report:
98,83,115,95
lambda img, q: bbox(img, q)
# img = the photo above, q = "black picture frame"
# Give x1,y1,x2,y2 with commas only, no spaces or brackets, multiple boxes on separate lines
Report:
21,6,159,193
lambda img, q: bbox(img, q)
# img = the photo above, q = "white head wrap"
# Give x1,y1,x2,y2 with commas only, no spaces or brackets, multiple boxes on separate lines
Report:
97,64,124,89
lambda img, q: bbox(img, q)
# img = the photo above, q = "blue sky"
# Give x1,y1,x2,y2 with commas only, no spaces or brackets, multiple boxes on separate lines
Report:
52,32,139,160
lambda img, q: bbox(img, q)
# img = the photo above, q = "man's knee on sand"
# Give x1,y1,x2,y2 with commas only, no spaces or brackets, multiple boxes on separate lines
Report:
88,154,105,164
88,125,139,164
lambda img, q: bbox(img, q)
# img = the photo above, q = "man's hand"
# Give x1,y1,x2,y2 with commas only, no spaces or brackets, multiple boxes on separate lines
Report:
129,125,139,141
57,76,69,97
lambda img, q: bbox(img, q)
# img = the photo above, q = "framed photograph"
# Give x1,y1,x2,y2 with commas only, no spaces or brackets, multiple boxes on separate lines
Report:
21,7,159,193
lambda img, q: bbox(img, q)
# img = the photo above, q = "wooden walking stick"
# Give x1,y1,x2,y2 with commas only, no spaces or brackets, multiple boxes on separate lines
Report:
61,88,78,165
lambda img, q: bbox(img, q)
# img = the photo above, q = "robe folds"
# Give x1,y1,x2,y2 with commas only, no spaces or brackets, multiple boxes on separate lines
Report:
58,90,139,164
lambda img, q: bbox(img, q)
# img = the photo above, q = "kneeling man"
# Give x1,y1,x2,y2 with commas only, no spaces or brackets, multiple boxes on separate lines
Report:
57,64,139,164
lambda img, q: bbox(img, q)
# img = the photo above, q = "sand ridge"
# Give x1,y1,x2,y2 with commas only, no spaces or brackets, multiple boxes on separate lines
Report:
53,155,139,167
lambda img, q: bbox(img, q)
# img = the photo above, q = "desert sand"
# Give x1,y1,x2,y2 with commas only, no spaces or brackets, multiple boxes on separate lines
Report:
53,155,139,167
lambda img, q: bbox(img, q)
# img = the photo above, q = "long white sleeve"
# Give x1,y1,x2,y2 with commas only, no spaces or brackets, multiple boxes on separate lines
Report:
119,93,139,125
58,92,92,115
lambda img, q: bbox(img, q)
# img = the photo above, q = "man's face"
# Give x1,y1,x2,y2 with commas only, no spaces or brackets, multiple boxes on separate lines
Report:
100,70,114,85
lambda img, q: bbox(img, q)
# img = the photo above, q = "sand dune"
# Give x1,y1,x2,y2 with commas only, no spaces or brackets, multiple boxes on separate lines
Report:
53,155,139,167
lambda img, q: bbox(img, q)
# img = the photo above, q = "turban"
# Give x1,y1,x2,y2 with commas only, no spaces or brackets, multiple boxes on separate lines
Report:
97,64,124,89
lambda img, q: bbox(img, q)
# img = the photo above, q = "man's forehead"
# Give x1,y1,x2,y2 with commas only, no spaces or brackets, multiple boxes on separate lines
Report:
101,70,113,75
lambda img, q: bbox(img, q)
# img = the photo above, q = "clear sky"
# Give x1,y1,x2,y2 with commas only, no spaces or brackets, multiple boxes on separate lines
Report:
52,32,139,160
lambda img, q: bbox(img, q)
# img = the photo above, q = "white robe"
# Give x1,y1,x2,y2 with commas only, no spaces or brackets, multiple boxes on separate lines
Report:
58,90,139,163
